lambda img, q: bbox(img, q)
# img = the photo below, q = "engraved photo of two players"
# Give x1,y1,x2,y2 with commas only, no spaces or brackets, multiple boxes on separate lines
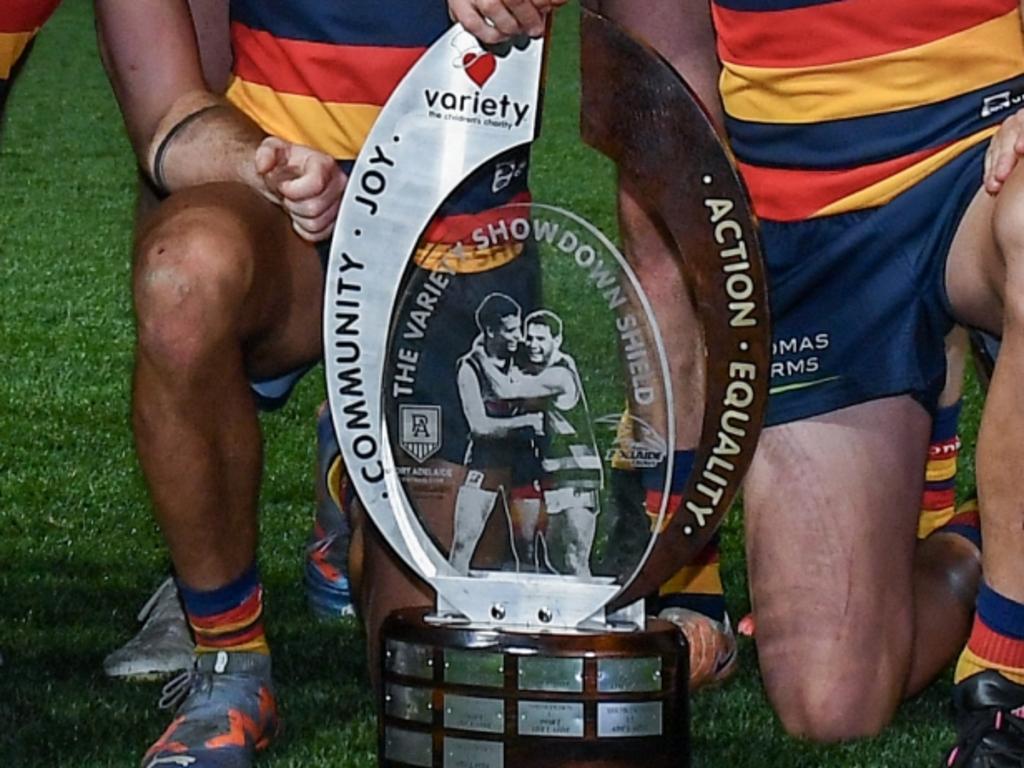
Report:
448,292,603,577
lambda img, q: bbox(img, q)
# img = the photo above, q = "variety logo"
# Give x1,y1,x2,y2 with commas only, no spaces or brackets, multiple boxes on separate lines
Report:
421,31,533,130
452,32,497,87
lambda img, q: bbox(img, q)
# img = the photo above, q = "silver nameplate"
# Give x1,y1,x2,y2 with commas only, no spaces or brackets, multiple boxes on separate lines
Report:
517,701,584,737
385,684,433,724
445,649,505,688
517,657,583,692
597,658,662,693
597,702,663,738
384,727,433,767
444,694,505,734
386,639,435,679
444,736,504,768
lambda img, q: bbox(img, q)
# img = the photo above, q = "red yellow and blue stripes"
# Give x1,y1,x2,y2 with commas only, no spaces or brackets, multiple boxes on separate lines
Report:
1,0,61,113
957,582,1024,685
225,0,530,267
642,451,727,623
917,402,961,539
178,564,269,655
712,0,1024,221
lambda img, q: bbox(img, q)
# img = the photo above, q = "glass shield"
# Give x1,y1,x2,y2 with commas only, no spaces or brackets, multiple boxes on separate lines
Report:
383,200,673,593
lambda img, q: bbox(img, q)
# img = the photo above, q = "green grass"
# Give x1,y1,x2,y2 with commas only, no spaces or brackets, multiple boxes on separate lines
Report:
0,1,986,766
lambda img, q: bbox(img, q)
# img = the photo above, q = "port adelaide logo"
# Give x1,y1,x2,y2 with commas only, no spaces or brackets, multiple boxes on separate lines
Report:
399,404,442,463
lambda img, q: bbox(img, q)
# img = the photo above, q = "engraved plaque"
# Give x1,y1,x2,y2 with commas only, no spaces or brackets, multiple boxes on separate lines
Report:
445,649,505,688
444,736,505,768
597,702,663,738
517,701,585,737
597,657,662,693
385,683,434,724
385,727,434,767
518,657,583,693
387,639,435,679
444,694,505,734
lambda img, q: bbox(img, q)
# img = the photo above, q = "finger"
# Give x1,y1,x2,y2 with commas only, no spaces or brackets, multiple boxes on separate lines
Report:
282,192,335,221
478,0,522,37
255,136,288,176
452,1,505,43
984,146,995,192
992,126,1021,181
290,200,341,243
503,0,546,37
278,156,335,202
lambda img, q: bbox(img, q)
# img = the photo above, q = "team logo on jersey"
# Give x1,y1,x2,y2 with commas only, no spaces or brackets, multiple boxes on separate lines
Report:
492,159,528,193
452,31,497,87
595,413,667,470
399,405,442,463
981,89,1024,118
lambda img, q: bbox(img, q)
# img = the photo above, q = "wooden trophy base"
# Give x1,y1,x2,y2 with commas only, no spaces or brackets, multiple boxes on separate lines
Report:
379,608,689,768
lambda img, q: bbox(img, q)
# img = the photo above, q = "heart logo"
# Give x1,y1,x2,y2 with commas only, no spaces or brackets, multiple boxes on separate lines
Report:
463,52,497,87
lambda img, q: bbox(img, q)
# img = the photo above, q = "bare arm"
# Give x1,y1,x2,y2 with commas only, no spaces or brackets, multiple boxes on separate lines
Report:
457,363,543,437
95,0,344,240
476,353,574,401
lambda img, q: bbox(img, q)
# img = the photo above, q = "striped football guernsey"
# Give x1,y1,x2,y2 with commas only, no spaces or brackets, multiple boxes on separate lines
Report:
712,0,1024,222
225,0,530,266
1,0,61,115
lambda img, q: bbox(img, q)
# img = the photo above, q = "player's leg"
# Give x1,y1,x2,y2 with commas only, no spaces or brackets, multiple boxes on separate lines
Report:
561,505,597,577
941,158,1024,763
305,403,356,619
510,495,543,570
449,470,501,573
597,0,735,690
905,328,982,696
738,330,981,648
134,182,323,766
744,398,929,741
105,0,234,681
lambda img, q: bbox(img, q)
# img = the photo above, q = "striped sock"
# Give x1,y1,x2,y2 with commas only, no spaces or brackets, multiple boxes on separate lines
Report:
917,400,961,540
658,531,726,623
956,582,1024,685
177,562,269,655
642,450,726,623
641,450,695,533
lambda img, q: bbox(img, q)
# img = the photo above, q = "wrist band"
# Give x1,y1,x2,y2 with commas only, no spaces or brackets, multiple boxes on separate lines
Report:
151,104,223,195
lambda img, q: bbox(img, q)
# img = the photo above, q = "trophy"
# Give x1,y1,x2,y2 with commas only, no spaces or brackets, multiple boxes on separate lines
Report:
324,6,768,767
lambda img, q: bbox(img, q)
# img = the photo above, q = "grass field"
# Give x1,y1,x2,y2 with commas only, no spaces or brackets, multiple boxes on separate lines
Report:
0,1,986,766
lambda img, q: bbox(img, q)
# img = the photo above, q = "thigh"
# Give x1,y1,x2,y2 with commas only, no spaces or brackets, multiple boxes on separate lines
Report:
943,164,1024,333
744,396,928,738
134,181,325,381
596,0,720,118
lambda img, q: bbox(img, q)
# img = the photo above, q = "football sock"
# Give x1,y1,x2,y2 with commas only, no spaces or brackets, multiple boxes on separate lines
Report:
641,449,695,533
956,581,1024,685
177,562,269,655
917,400,961,539
642,450,726,623
658,531,726,623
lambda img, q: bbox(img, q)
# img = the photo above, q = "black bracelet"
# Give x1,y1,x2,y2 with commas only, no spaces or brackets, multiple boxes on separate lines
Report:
151,104,224,195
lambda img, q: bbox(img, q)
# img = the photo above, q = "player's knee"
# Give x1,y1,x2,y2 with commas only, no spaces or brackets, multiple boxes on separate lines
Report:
134,207,251,372
769,674,898,742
